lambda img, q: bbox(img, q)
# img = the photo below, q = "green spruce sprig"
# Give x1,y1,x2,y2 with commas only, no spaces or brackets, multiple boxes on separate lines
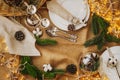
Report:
35,36,57,46
91,13,109,35
20,56,43,80
84,13,120,50
44,69,65,79
20,56,65,80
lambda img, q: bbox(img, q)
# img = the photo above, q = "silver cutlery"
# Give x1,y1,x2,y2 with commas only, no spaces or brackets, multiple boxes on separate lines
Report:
46,27,77,42
52,27,77,39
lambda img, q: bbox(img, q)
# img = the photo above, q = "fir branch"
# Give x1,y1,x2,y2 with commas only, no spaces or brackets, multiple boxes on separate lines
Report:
44,72,56,79
106,34,120,43
44,69,65,79
20,56,43,80
91,13,109,35
85,13,120,50
25,63,38,78
35,36,57,46
84,36,99,47
31,65,43,80
53,69,65,74
97,15,109,30
91,13,100,35
92,60,100,71
20,56,65,80
84,31,106,50
84,13,110,50
21,56,32,64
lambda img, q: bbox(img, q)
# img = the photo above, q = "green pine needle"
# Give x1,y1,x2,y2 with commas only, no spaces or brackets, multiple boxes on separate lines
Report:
44,69,65,79
91,13,100,35
35,37,57,46
20,56,65,80
20,56,43,80
91,13,110,35
106,34,120,43
84,13,120,50
44,72,56,79
21,56,32,64
53,69,65,74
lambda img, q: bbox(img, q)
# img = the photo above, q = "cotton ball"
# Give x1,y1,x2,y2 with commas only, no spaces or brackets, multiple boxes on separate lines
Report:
82,57,91,65
91,53,97,57
85,54,91,59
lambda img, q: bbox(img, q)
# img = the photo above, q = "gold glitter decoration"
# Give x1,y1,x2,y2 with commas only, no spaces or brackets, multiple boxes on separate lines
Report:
0,37,25,80
0,37,8,52
79,72,108,80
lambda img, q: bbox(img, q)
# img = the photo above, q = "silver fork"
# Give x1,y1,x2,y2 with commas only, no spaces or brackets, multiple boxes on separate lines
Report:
46,27,77,42
52,27,77,39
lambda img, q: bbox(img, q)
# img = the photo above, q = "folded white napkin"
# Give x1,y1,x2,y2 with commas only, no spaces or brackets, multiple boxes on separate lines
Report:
47,0,80,25
0,16,40,56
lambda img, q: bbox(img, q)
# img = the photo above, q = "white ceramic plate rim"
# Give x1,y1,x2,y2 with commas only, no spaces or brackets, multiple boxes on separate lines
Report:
101,46,120,60
100,46,120,80
48,0,90,31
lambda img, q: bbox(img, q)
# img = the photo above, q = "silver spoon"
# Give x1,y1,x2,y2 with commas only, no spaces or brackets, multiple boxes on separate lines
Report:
51,27,77,39
46,28,77,42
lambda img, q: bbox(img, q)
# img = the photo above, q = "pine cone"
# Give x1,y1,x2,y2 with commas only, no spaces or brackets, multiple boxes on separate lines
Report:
15,31,25,41
66,64,77,74
68,24,75,31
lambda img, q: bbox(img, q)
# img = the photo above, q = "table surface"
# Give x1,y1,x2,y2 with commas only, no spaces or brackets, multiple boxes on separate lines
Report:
0,4,120,80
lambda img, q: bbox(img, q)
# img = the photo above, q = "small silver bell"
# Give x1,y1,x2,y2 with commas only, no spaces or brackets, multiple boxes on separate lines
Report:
27,5,37,15
40,18,50,28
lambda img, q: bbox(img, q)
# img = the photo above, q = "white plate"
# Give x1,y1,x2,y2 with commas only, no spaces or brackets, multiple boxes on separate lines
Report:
100,46,120,80
48,0,90,31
